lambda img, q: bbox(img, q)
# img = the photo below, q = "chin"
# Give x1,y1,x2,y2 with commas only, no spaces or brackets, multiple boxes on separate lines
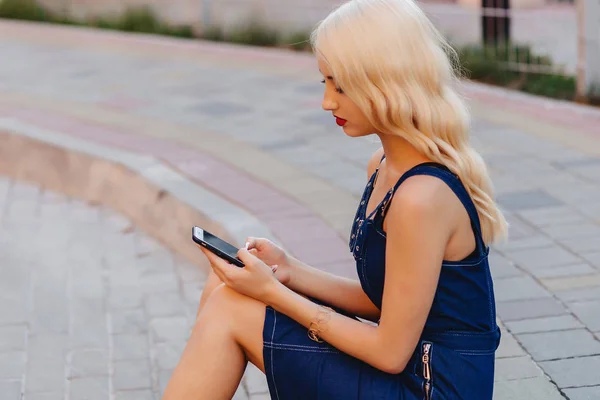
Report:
342,125,369,138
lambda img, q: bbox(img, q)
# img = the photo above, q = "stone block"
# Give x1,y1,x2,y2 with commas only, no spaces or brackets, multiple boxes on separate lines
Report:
516,329,600,361
540,355,600,388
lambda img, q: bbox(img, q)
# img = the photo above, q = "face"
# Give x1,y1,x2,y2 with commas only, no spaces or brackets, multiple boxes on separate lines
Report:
318,59,376,138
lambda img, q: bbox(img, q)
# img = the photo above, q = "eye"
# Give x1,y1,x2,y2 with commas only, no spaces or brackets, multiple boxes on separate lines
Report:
320,79,344,94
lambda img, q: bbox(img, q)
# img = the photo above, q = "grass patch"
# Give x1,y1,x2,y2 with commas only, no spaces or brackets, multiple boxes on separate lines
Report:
227,19,280,47
0,0,594,104
0,0,54,22
457,44,577,101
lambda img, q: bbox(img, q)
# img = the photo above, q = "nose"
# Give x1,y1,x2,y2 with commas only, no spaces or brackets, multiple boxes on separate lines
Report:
322,91,338,112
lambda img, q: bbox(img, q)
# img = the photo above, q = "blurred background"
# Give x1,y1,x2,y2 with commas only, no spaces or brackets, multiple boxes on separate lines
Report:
0,0,599,399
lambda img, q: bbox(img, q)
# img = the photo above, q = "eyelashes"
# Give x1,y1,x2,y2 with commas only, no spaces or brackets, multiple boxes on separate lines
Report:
320,79,344,94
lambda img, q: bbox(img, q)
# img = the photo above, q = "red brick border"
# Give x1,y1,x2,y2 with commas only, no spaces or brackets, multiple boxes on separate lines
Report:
0,103,356,278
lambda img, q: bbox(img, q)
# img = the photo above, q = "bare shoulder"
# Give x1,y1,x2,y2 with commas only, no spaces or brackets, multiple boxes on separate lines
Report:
367,148,385,178
386,175,459,236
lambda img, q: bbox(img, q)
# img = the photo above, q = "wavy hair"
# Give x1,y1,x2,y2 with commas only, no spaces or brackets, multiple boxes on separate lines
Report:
310,0,507,244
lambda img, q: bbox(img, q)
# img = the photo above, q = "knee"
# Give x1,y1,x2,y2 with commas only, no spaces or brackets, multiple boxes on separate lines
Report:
196,285,265,332
197,284,245,322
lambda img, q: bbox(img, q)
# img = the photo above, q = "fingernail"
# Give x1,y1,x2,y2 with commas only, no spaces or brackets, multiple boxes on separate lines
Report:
271,264,278,272
245,242,250,250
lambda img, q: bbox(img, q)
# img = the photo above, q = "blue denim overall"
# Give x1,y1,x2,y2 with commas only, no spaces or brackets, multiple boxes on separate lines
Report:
262,160,501,399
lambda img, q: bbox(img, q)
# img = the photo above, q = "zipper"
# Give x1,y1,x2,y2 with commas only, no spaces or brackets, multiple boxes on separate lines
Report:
422,342,432,400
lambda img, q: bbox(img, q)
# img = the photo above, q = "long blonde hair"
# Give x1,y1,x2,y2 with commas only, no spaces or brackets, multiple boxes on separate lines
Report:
310,0,507,244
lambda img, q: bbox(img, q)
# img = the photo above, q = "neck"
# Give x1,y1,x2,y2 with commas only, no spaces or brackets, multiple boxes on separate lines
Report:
376,132,432,175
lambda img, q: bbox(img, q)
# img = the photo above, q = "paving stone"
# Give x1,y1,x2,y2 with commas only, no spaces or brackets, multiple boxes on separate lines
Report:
157,369,172,397
153,342,185,370
110,309,147,335
517,206,587,228
568,301,600,331
25,393,64,400
70,324,108,350
541,273,600,291
503,246,582,271
27,334,68,361
69,376,109,400
113,360,152,390
496,331,526,358
505,314,583,334
540,223,600,240
563,386,600,400
540,355,600,388
0,351,25,379
494,356,544,381
516,329,600,361
112,334,149,360
109,287,143,309
70,349,108,378
497,189,563,212
181,283,202,307
25,358,65,392
489,252,522,279
494,276,551,302
174,259,207,283
144,292,186,318
498,298,568,322
115,389,155,400
243,363,269,395
531,263,597,279
140,273,179,294
581,252,600,269
248,394,270,400
492,376,564,400
559,235,600,253
555,286,600,303
0,380,22,400
149,317,189,343
0,326,26,351
493,234,555,252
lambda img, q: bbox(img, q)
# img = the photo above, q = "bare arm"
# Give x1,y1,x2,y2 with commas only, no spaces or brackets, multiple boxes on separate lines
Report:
279,147,386,321
285,257,381,321
265,176,454,373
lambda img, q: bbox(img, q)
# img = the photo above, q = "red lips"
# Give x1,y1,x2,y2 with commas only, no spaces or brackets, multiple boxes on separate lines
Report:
335,117,347,127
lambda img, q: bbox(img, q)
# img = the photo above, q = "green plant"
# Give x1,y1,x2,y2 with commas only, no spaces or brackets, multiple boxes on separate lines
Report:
0,0,53,22
282,31,312,51
456,43,576,101
201,25,225,41
117,6,161,34
227,19,279,47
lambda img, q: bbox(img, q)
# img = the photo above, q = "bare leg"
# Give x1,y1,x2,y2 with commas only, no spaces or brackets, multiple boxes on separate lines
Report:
163,285,266,400
197,269,223,318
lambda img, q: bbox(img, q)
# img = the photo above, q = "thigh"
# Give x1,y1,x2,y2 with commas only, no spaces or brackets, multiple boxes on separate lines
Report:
205,285,267,373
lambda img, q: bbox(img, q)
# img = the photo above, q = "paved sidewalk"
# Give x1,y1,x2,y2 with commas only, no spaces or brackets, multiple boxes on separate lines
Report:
1,19,600,399
0,177,269,400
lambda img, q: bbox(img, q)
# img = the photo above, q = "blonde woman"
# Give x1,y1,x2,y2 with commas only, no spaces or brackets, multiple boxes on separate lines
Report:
164,0,508,398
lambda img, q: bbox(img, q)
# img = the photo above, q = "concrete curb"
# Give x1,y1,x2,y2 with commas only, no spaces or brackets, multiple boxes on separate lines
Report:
0,118,276,268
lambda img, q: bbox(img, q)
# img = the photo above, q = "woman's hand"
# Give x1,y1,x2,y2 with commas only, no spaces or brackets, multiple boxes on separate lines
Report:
245,237,292,286
199,246,282,304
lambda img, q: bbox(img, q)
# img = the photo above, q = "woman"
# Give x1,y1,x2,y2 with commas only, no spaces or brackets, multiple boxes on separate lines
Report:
164,0,508,398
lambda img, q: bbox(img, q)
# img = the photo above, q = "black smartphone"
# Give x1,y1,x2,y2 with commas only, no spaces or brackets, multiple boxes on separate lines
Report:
192,226,245,268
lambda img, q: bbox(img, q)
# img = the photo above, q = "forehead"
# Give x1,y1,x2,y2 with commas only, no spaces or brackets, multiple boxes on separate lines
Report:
317,58,332,75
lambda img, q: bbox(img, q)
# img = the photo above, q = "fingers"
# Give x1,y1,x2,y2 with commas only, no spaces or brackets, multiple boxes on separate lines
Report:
237,247,260,266
245,237,256,250
200,247,236,282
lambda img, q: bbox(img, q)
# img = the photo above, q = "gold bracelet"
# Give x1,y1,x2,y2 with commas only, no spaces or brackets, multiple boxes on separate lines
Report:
308,305,335,343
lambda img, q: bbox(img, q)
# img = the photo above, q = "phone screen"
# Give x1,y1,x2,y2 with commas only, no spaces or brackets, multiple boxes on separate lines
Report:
193,227,241,261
